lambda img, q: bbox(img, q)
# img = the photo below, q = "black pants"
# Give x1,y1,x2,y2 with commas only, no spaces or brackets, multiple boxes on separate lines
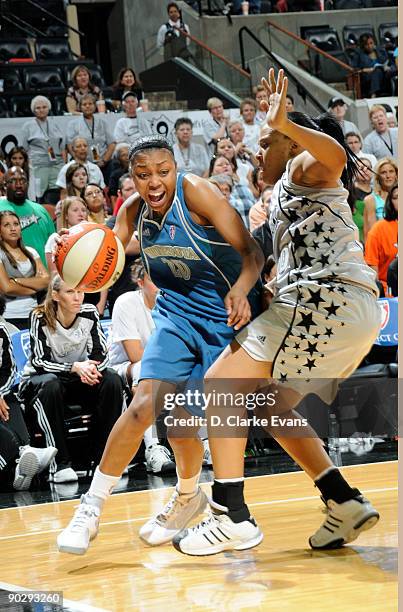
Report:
0,392,30,484
20,369,124,474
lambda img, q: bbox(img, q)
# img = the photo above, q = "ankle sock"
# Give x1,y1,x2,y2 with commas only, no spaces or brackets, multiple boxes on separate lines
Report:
315,467,360,504
177,469,200,495
87,466,120,507
211,479,250,523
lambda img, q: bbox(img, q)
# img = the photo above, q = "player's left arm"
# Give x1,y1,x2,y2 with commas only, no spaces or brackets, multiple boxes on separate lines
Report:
184,175,264,330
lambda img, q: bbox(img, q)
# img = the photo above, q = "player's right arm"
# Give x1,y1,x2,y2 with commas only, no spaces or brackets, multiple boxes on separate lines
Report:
113,192,142,249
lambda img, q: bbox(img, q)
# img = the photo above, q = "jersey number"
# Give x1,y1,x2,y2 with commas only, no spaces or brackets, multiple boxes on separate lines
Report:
161,258,191,280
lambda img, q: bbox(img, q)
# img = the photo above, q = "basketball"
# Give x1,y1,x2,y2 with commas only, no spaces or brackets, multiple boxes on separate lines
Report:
55,223,125,293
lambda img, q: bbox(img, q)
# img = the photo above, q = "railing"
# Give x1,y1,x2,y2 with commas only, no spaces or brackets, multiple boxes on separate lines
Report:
239,26,326,113
142,25,252,98
266,19,361,99
25,0,85,39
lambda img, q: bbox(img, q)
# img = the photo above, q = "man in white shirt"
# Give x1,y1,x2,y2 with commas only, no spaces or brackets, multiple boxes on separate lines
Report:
157,2,191,61
363,104,398,161
108,261,175,474
327,97,361,137
113,93,152,144
56,136,105,189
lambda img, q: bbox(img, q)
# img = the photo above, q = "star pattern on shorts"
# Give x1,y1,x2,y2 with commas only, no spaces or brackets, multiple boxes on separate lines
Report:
288,209,300,223
311,240,320,251
280,372,288,382
319,254,330,266
302,358,317,371
324,327,334,338
292,228,308,249
300,251,314,267
323,236,333,246
325,302,340,318
317,208,325,217
296,311,317,332
313,222,324,236
304,341,319,356
306,288,326,309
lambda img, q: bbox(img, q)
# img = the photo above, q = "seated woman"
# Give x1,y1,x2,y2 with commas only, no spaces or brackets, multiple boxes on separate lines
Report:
65,65,103,115
209,154,256,229
18,275,124,484
214,137,252,186
351,34,391,98
0,296,57,491
363,157,397,240
111,67,143,111
347,157,373,244
0,211,49,330
82,182,108,224
56,164,89,230
365,182,398,296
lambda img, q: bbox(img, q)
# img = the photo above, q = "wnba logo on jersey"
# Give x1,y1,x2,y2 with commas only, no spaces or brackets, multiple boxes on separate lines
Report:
379,300,390,330
169,225,176,240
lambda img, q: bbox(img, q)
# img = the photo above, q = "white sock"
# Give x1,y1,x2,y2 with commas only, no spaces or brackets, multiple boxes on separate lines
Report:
143,426,159,449
215,477,244,483
176,468,201,495
87,466,121,504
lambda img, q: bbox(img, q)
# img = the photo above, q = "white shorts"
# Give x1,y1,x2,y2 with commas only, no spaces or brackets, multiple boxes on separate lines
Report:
110,361,142,386
236,281,382,384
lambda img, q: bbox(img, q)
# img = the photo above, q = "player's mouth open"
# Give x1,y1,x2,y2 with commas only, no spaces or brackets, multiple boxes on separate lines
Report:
148,192,165,204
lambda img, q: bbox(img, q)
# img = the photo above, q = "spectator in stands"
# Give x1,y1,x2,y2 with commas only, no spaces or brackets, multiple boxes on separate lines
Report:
208,174,233,201
232,0,262,13
65,65,103,115
365,182,398,295
345,131,377,170
66,94,115,179
348,157,373,243
249,185,272,232
387,257,398,297
21,96,66,203
250,166,266,200
215,137,252,185
156,2,191,61
0,211,49,329
108,143,130,209
0,167,6,198
327,98,361,136
112,68,143,111
203,97,229,153
209,154,255,228
240,98,260,152
55,164,89,230
0,167,54,266
46,197,88,273
19,274,124,484
285,94,295,112
351,34,391,98
113,93,152,144
363,157,398,239
276,0,321,12
0,312,57,491
5,147,34,200
228,121,258,171
82,183,108,225
108,260,175,474
254,85,269,125
57,137,105,197
112,174,137,216
363,105,398,161
173,118,209,176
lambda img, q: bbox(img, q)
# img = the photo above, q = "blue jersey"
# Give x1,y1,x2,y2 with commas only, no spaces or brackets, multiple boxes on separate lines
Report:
139,172,261,323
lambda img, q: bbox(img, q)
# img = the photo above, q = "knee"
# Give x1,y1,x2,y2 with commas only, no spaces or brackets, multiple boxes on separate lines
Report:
39,374,63,394
127,384,154,430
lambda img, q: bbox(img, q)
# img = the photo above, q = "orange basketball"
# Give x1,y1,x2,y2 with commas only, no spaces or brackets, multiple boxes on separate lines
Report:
55,223,125,293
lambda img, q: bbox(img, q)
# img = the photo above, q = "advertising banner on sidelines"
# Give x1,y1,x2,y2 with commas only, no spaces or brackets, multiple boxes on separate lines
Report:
0,108,240,154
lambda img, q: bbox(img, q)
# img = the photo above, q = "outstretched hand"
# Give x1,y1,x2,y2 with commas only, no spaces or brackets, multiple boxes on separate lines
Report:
260,68,289,132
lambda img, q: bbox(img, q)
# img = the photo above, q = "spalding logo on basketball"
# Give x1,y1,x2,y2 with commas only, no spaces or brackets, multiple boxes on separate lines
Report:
55,223,125,293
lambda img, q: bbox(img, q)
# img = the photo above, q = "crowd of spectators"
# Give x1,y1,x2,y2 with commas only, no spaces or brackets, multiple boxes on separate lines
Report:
0,45,398,493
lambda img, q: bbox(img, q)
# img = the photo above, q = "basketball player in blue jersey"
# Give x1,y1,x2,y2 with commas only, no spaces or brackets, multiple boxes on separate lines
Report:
57,135,264,554
173,69,383,555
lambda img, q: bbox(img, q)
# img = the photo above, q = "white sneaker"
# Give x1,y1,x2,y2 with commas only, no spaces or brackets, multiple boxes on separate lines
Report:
139,486,208,545
57,494,100,555
309,495,380,549
49,467,79,484
14,445,58,490
145,444,175,474
202,439,212,467
172,511,263,556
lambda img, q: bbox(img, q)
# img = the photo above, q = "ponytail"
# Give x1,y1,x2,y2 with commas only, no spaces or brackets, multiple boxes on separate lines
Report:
288,111,361,193
32,273,63,333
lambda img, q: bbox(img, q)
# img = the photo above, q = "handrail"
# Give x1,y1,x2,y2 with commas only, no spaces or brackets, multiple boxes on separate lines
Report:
238,26,326,113
25,0,85,38
266,19,361,99
174,25,252,80
2,13,47,38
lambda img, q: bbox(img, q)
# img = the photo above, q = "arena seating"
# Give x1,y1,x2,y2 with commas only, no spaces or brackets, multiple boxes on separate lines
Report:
0,38,32,62
35,37,73,61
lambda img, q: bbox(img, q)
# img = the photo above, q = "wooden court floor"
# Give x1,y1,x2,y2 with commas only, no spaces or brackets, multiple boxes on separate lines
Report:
0,461,397,612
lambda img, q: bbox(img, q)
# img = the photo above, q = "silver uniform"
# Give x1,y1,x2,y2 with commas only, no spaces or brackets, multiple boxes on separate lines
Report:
236,161,382,384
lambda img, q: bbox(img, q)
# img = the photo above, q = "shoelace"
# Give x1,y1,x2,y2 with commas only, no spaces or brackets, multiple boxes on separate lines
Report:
69,504,97,532
150,446,171,466
158,491,190,521
192,512,220,534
